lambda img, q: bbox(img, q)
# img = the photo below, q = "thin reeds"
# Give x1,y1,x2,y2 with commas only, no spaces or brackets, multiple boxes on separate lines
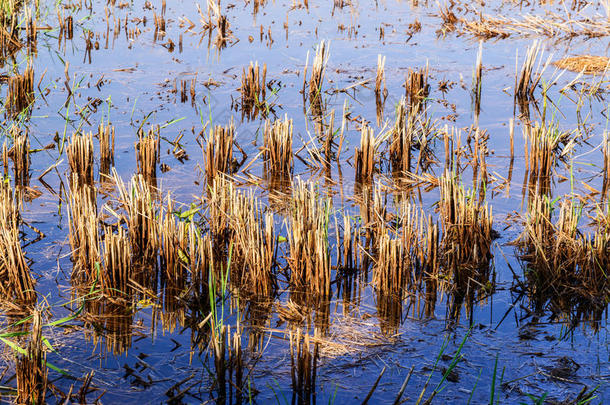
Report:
0,10,22,62
135,126,160,186
114,171,158,266
207,175,234,244
443,125,463,173
98,121,115,176
308,40,329,100
204,120,235,186
102,226,131,297
419,213,441,319
375,54,386,98
470,128,489,193
211,324,244,405
158,204,210,335
0,225,35,303
16,311,47,405
517,194,556,281
519,197,609,283
515,195,610,324
584,208,610,305
437,2,458,32
514,41,550,108
602,131,610,201
523,121,570,195
240,61,267,119
2,141,8,177
67,132,94,186
304,40,329,116
440,174,493,270
202,0,233,49
10,130,29,187
159,199,189,288
157,200,191,332
334,213,364,314
85,300,134,356
404,65,429,115
176,77,197,104
439,172,493,318
390,97,413,175
67,179,99,281
472,42,483,122
25,6,36,54
154,213,207,334
6,64,34,117
321,108,343,167
375,54,387,125
335,213,360,274
228,190,277,298
153,12,166,41
187,224,212,293
354,125,377,183
249,0,267,16
373,202,439,305
374,233,409,300
288,181,331,300
60,14,73,40
263,116,293,180
391,101,438,179
214,10,231,49
0,178,19,236
290,329,319,405
0,181,35,304
376,287,403,335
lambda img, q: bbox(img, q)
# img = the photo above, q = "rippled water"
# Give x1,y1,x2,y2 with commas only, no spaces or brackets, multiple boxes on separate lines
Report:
0,0,609,403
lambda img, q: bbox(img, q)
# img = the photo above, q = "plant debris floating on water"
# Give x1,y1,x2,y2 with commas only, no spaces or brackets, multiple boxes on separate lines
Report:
554,55,610,74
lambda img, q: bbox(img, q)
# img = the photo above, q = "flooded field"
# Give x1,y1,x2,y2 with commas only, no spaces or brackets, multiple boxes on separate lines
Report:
0,0,609,403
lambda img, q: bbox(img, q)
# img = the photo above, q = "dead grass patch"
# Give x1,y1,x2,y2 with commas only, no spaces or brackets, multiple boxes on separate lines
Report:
554,55,610,74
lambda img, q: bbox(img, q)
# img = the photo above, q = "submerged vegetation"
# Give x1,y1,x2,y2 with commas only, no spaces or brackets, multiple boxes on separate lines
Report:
0,0,608,403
